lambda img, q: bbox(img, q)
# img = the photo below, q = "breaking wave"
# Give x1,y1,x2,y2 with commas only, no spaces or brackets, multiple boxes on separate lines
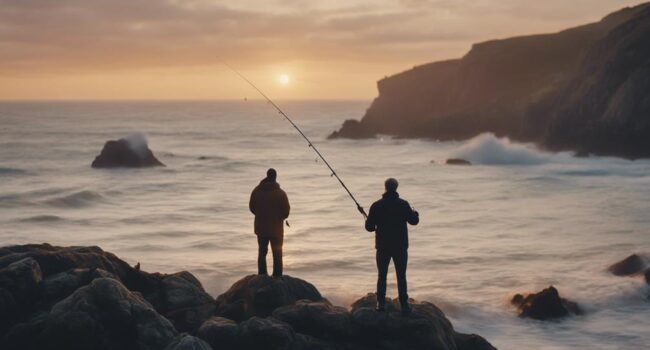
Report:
44,190,106,208
452,133,549,165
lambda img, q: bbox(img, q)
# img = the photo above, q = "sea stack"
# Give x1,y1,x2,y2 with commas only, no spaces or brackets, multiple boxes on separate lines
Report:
91,134,164,168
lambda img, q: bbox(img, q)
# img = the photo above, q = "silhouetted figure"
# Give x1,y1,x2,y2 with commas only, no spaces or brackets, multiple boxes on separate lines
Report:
249,168,290,277
365,178,419,314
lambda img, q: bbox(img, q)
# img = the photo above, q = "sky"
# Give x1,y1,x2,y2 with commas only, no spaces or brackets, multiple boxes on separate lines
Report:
0,0,644,100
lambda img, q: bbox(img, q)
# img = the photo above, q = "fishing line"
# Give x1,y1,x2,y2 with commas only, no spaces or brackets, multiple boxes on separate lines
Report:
223,63,367,219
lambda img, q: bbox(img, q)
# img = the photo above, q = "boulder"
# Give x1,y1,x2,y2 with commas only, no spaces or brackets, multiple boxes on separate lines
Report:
0,258,42,307
4,278,178,350
511,286,582,320
350,293,457,350
0,288,19,334
215,275,323,322
0,244,214,335
165,335,213,350
197,317,239,350
607,254,648,276
91,135,164,168
154,271,216,333
272,300,355,339
238,317,295,350
0,244,136,283
291,333,343,350
446,158,472,166
39,267,120,307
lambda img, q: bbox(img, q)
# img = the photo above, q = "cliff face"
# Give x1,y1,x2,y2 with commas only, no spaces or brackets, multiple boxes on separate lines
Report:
536,6,650,158
330,3,650,158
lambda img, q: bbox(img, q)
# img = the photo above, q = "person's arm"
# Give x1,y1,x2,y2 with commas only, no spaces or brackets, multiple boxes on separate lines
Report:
249,188,257,215
281,191,290,219
365,203,377,232
405,201,419,226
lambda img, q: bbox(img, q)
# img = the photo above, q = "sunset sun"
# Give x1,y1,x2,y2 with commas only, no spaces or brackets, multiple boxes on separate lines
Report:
278,74,290,86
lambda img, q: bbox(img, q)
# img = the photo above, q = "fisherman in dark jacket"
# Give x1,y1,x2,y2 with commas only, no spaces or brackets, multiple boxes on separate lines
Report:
365,178,419,314
249,168,290,277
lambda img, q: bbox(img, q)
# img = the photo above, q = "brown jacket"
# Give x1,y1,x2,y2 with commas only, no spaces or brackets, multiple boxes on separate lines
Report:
249,179,290,237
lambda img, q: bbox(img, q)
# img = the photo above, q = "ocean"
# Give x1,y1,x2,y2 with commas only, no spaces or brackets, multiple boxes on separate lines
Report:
1,100,649,349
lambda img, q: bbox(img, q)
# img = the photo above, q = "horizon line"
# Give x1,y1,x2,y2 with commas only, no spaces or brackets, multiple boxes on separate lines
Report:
0,98,372,103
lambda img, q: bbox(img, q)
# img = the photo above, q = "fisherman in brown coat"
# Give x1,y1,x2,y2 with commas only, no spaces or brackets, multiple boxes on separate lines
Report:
249,168,290,277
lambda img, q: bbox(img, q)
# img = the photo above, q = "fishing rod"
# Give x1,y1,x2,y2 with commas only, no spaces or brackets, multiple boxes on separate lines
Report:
224,63,367,219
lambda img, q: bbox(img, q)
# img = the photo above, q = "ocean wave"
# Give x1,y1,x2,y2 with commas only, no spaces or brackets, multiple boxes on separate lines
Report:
0,167,27,175
44,190,107,208
556,169,616,177
451,133,549,165
19,215,63,223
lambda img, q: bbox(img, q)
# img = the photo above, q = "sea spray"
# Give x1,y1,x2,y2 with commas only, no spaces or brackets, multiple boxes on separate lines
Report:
124,133,149,159
451,133,548,165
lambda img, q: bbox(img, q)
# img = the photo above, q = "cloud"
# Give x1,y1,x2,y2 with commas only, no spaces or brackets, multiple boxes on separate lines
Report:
0,0,644,99
0,0,469,75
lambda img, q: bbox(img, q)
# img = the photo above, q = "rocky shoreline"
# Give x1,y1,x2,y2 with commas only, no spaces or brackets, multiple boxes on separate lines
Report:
0,244,496,350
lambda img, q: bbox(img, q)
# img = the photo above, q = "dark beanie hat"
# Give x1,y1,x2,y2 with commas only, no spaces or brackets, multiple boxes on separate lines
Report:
267,168,277,181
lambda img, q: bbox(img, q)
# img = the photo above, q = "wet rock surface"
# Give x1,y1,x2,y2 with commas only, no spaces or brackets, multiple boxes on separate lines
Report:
215,274,323,322
0,244,496,350
511,286,582,320
91,137,164,168
5,278,178,350
446,158,472,165
165,334,212,350
607,254,648,276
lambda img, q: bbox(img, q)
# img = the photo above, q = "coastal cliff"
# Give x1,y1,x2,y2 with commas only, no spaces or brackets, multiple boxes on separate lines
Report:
330,3,650,159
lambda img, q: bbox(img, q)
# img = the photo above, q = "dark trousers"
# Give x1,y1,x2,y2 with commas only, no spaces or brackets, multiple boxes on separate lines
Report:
258,235,283,277
376,248,408,304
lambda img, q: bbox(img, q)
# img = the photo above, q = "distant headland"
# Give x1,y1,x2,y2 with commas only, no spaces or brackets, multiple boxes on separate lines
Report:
330,3,650,160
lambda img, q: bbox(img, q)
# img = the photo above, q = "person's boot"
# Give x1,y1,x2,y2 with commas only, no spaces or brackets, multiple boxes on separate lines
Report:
400,300,412,315
376,297,386,312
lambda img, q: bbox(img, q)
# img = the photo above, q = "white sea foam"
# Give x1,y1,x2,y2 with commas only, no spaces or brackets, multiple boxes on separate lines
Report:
124,132,149,158
452,133,549,165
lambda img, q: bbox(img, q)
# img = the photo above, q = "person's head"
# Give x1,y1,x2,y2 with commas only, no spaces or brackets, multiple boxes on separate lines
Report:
385,178,398,192
266,168,277,181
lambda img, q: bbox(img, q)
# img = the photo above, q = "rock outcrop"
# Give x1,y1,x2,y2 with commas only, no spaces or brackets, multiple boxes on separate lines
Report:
214,274,323,322
329,3,650,159
5,278,178,350
511,286,582,320
91,135,164,168
446,158,472,166
0,244,216,350
0,244,496,350
607,254,648,276
205,291,496,350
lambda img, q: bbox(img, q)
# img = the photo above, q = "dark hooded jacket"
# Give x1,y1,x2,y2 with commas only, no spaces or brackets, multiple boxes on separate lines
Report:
365,191,419,250
249,179,290,238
